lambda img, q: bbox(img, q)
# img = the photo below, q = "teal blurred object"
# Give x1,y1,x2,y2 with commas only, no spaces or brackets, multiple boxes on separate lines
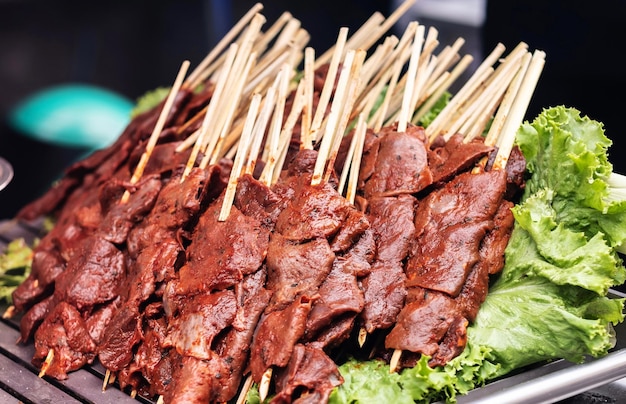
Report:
8,84,133,150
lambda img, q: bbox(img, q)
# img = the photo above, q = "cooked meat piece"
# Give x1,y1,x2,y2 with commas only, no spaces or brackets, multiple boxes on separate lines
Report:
133,319,172,397
265,234,334,311
359,260,407,333
385,290,463,356
367,194,416,262
234,173,286,230
427,133,493,185
165,289,237,359
97,306,142,371
176,199,270,294
361,123,432,198
304,257,366,341
272,344,344,404
32,301,97,380
275,179,352,241
329,208,370,253
53,236,125,310
18,295,57,343
248,295,315,383
456,200,515,321
214,269,272,402
406,169,508,297
98,174,162,244
84,296,122,344
163,353,231,404
308,313,357,351
428,315,469,367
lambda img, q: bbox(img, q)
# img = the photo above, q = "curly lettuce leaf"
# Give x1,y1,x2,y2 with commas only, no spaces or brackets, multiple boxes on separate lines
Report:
130,87,170,118
330,343,500,404
0,238,34,304
470,106,626,376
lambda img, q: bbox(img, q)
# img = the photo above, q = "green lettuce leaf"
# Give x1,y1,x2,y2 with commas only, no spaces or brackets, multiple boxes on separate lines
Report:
0,238,34,304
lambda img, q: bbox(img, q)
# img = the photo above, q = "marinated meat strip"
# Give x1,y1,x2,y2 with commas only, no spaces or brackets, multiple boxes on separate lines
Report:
360,123,433,199
359,191,416,334
234,173,286,230
303,255,366,344
97,167,214,374
456,200,515,321
248,149,372,397
386,168,516,367
272,344,344,404
368,194,416,263
427,133,494,185
385,289,464,357
265,234,335,311
249,295,315,382
53,236,126,310
175,195,271,295
162,352,231,403
165,289,238,358
274,177,353,241
406,169,508,296
32,301,97,380
161,174,281,402
18,294,57,343
213,268,272,402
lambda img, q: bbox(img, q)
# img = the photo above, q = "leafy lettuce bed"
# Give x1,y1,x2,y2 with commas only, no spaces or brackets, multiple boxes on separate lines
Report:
329,106,626,403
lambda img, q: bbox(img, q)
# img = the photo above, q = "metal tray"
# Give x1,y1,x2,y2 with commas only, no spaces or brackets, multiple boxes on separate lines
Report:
2,218,626,403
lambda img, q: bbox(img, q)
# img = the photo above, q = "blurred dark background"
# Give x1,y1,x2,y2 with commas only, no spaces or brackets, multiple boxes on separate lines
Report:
1,0,625,220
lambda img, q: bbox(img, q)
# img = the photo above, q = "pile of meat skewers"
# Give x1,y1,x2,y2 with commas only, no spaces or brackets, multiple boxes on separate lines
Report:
6,1,546,403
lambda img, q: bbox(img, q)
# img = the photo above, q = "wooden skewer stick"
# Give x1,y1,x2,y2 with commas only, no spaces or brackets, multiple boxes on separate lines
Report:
269,80,307,184
260,64,291,185
447,47,527,141
315,13,383,69
483,43,530,146
425,43,505,141
244,78,280,176
185,2,263,89
181,44,239,181
339,113,367,204
218,93,262,221
301,47,315,149
235,374,254,404
38,348,54,378
352,35,399,114
2,305,14,319
312,49,357,185
102,369,111,391
397,24,426,132
324,49,367,184
371,26,415,132
353,0,418,59
205,51,258,167
493,49,545,170
250,11,295,60
310,27,349,143
412,54,473,125
389,348,403,374
259,367,273,402
121,60,190,203
460,49,529,142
